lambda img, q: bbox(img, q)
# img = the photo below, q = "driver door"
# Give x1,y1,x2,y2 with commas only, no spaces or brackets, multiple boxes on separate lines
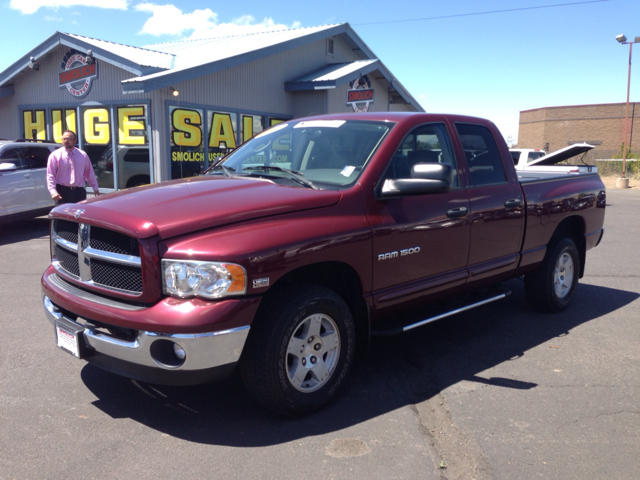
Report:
368,123,471,308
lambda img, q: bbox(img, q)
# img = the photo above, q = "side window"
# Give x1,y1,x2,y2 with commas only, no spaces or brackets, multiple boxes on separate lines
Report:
23,147,51,169
456,123,507,186
0,147,25,169
388,123,458,187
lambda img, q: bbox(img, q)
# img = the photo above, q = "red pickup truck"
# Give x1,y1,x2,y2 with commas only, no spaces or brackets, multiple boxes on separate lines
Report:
42,112,605,416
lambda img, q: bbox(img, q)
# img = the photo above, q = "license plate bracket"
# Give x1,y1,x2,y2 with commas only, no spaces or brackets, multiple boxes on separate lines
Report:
55,317,85,358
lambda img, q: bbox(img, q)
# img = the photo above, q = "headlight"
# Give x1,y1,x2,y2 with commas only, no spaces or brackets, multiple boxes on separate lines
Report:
162,260,247,299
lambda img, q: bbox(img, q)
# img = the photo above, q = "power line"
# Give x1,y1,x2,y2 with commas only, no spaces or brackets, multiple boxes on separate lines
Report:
353,0,611,27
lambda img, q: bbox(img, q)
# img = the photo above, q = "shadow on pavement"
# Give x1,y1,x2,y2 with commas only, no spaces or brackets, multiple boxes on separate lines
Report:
0,216,50,245
81,279,638,446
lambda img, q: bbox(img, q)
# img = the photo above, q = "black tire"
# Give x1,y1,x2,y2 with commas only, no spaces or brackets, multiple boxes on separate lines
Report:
240,284,355,417
525,237,580,312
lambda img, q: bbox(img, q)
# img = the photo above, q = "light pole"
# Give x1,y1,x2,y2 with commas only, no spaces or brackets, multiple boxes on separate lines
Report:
616,34,640,188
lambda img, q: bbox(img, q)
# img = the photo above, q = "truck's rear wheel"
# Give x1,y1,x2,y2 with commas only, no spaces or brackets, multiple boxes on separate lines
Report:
525,237,580,312
240,284,355,416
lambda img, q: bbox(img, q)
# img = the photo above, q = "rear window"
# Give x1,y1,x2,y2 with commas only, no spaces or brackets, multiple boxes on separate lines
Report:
527,151,546,163
456,123,507,186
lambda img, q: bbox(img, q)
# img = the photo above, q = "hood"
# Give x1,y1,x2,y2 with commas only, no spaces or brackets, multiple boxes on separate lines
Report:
527,143,594,167
49,176,341,239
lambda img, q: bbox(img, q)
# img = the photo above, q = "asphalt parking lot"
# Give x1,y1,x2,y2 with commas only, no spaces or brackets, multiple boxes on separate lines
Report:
1,187,638,480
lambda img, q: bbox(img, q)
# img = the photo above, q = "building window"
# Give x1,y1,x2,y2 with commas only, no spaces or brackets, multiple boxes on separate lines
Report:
170,106,205,179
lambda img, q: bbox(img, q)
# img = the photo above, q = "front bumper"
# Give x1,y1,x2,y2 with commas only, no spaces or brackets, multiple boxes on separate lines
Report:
43,294,250,386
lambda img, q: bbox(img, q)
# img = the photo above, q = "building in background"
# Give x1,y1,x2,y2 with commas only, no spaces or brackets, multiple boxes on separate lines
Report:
0,23,421,192
518,102,638,161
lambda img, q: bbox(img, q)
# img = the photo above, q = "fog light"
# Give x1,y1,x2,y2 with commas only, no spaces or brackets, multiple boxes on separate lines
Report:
173,343,186,360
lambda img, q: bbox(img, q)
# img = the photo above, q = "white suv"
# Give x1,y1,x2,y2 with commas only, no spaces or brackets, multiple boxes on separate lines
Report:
0,139,59,224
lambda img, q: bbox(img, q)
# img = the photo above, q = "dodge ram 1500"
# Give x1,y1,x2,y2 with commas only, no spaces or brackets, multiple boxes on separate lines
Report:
42,112,605,416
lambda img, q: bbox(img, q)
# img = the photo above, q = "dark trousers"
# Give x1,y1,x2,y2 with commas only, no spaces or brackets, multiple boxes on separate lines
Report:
55,184,87,205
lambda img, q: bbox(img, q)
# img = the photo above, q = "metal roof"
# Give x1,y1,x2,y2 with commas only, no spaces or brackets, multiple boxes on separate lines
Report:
65,34,174,70
0,23,422,111
283,58,423,111
121,24,367,93
285,60,380,90
0,31,173,90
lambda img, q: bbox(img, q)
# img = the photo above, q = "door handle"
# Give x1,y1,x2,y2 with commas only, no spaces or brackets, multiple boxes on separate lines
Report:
447,207,468,218
24,173,32,178
504,198,522,209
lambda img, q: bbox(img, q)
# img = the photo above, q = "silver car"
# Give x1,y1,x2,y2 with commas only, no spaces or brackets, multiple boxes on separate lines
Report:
0,139,59,224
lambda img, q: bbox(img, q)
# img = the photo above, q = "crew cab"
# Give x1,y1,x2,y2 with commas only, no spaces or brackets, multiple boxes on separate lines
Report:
41,113,606,416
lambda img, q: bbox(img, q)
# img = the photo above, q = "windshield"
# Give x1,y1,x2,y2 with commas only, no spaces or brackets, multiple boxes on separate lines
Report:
205,119,393,188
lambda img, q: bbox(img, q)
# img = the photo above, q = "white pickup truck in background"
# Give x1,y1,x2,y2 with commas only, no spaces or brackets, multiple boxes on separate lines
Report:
511,143,596,174
510,148,547,167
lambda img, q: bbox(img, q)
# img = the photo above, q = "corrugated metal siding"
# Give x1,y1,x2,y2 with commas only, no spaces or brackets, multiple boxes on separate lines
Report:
167,38,328,114
7,46,149,108
331,34,370,62
390,103,415,112
0,96,20,139
291,91,327,118
163,35,365,117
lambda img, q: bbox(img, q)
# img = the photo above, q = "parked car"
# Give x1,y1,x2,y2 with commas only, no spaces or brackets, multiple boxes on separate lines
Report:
41,112,605,416
0,139,59,224
97,146,151,190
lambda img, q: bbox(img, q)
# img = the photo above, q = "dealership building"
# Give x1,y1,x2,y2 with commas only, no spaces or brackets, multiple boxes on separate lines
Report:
0,23,421,192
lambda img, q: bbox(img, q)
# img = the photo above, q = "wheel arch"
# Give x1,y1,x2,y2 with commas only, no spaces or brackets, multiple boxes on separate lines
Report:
550,215,586,278
267,261,370,352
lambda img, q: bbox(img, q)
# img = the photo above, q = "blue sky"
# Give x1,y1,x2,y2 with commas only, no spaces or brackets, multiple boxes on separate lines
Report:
1,0,639,143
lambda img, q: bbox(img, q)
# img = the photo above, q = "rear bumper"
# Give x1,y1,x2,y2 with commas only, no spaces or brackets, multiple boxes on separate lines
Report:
43,291,251,386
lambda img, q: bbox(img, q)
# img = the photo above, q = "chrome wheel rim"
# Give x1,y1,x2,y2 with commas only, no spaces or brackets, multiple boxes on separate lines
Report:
553,252,574,299
286,313,341,393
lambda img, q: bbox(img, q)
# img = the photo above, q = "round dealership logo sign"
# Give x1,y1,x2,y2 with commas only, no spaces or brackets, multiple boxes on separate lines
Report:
58,50,98,98
347,75,374,113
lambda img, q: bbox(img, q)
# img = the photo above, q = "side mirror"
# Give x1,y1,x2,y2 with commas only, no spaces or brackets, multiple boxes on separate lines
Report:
0,162,18,172
380,162,453,197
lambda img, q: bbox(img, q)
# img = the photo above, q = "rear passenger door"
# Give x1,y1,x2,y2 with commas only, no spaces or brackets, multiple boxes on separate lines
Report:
454,123,525,285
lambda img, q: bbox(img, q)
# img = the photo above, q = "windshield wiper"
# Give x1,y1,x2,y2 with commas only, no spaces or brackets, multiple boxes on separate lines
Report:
206,164,236,177
244,165,317,189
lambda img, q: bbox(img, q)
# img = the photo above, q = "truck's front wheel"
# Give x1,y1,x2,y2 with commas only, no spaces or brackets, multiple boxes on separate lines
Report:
240,284,355,416
525,237,580,312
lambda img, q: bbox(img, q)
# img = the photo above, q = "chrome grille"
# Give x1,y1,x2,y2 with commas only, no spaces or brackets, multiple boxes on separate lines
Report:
54,219,79,244
91,259,143,292
90,227,139,256
52,221,143,295
54,244,80,277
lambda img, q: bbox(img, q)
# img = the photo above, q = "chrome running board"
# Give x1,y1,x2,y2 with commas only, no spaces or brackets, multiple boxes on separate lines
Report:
371,287,511,336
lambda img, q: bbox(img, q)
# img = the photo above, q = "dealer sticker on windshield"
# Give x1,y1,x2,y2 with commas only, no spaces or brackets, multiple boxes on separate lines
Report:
294,120,346,129
341,166,356,177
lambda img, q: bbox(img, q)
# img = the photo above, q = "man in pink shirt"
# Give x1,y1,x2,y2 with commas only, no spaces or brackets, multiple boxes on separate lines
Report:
47,130,101,204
